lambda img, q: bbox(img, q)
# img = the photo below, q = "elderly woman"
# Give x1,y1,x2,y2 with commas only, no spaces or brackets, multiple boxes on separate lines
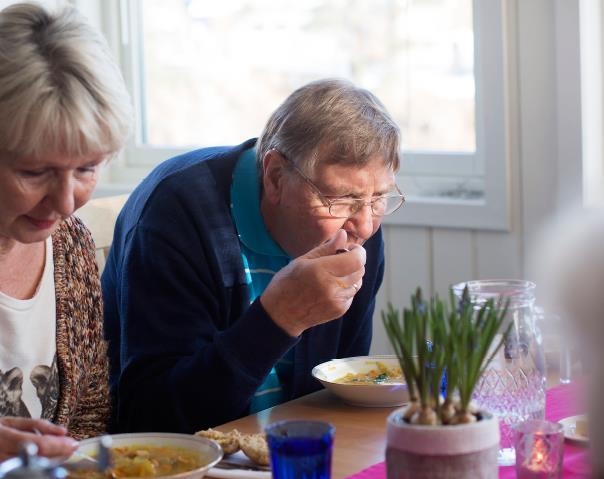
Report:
103,78,403,433
0,3,131,460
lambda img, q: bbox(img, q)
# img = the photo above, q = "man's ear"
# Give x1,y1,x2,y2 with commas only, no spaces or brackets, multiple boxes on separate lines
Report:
262,150,288,204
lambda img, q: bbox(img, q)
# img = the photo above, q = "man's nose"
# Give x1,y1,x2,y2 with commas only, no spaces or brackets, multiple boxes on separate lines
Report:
346,203,375,241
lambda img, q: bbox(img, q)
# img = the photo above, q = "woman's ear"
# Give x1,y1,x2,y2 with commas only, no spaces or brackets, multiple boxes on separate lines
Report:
262,150,287,204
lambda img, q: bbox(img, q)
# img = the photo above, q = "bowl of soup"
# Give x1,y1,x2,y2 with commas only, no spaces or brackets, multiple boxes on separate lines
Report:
312,355,409,407
67,433,223,479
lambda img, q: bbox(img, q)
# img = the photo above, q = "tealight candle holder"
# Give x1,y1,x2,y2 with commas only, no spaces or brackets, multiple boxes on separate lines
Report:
513,419,564,479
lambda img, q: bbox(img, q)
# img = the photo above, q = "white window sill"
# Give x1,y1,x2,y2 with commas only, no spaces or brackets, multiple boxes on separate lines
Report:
384,195,509,230
382,173,510,230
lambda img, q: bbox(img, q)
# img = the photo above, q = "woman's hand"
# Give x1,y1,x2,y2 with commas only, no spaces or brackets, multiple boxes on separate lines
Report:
0,417,78,461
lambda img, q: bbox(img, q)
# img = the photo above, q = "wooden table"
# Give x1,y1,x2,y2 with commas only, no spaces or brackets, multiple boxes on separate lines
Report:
217,389,396,479
216,369,564,479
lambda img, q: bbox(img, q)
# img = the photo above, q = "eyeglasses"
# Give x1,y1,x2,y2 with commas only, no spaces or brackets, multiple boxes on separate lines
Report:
279,151,405,219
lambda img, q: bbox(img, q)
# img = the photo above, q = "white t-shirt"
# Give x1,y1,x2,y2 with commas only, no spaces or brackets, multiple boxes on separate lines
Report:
0,237,58,420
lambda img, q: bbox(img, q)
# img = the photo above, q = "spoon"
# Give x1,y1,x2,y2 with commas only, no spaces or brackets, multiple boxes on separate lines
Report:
30,428,105,473
69,436,112,472
32,428,97,465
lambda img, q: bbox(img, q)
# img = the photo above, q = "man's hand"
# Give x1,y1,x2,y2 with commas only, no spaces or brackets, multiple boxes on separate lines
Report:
260,230,366,337
0,417,78,461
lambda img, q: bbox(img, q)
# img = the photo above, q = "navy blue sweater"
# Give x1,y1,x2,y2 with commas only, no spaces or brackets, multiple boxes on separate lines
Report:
101,139,385,433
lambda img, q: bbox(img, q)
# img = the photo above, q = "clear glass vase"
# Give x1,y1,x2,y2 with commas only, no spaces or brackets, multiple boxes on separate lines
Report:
452,279,547,467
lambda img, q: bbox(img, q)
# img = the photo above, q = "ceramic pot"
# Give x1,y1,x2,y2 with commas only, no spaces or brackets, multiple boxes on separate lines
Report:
386,406,499,479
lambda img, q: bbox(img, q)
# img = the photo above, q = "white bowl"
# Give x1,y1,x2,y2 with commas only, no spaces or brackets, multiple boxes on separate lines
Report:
75,432,223,479
312,355,409,407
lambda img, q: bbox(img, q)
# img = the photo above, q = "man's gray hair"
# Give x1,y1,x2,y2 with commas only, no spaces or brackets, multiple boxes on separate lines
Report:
257,78,400,176
0,2,132,158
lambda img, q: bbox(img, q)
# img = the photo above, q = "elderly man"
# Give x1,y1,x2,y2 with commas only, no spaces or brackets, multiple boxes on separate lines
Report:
102,79,404,433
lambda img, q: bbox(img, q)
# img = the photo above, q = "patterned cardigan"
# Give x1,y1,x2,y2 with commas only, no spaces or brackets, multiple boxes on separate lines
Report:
51,216,110,439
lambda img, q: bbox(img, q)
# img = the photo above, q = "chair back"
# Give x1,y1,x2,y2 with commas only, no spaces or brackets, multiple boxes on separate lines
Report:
77,194,129,274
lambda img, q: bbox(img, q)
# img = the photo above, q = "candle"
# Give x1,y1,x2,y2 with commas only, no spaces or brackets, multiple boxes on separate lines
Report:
518,436,554,476
514,420,564,479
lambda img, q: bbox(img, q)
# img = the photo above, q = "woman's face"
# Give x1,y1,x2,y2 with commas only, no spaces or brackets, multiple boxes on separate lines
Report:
0,151,104,244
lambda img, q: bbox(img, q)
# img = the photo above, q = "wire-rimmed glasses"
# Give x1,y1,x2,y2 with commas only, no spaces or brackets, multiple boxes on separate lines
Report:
279,151,405,219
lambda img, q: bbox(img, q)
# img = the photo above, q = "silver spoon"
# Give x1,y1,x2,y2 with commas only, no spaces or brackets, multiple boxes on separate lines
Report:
67,436,112,472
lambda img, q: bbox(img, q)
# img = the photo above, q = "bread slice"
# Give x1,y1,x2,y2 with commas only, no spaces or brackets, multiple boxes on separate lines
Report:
240,433,270,466
195,428,241,455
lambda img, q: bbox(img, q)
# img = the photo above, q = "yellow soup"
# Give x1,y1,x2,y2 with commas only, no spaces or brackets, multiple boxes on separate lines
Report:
69,445,208,479
334,362,404,385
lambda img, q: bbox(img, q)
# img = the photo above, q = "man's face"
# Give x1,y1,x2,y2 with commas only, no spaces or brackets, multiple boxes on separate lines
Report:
261,151,396,258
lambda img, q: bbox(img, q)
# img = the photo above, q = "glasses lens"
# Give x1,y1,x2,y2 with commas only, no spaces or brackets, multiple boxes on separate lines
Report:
377,196,404,216
371,197,388,216
329,201,355,218
328,195,404,218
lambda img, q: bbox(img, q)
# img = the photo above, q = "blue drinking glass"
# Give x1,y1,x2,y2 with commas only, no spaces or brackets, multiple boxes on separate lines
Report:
265,420,335,479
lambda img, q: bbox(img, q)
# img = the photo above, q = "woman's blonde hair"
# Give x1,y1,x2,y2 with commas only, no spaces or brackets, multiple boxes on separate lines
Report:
257,78,400,176
0,2,132,158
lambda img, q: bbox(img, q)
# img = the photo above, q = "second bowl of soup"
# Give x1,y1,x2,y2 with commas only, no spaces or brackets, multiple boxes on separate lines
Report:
311,355,409,407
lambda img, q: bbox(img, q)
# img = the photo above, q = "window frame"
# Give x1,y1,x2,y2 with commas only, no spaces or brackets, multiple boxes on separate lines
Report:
104,0,510,230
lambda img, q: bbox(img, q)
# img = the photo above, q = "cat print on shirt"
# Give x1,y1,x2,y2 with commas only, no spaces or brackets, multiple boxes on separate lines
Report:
31,354,59,420
0,367,31,417
0,355,59,419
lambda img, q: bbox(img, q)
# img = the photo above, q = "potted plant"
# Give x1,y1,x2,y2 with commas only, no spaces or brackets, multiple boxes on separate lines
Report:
382,287,511,479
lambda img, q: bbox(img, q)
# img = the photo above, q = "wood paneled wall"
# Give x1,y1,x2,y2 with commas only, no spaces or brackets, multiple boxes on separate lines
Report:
370,226,524,354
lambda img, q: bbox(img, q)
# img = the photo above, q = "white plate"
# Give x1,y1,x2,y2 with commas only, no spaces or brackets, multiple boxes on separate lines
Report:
75,432,223,479
206,468,270,479
207,452,271,479
311,355,408,407
559,415,589,445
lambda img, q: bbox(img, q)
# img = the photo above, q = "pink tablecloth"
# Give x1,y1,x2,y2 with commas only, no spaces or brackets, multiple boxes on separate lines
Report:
346,383,590,479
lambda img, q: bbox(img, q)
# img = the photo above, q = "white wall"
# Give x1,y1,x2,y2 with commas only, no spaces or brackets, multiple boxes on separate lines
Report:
370,0,584,354
581,0,604,205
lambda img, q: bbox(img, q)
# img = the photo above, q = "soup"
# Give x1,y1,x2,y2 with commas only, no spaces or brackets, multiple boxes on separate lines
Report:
68,445,208,478
334,361,404,385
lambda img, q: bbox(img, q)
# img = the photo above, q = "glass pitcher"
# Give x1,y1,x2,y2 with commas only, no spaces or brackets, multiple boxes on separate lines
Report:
452,279,547,467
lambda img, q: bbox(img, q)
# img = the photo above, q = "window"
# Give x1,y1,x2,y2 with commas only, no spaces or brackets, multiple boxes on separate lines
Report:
112,0,509,229
139,0,475,153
